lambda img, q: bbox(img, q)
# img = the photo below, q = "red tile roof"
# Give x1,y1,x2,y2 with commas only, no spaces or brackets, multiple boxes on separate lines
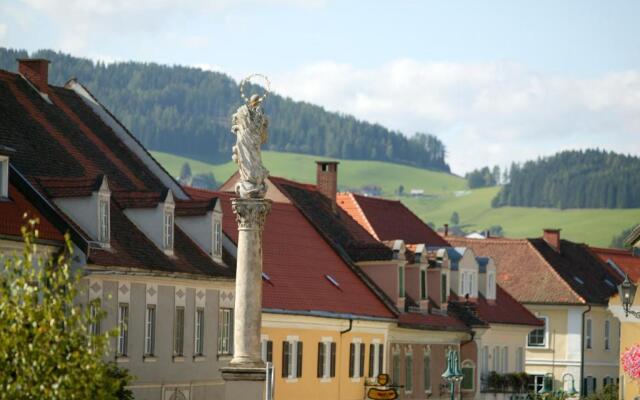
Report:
0,183,65,242
185,187,396,319
474,286,543,326
338,193,450,247
397,312,468,332
0,67,229,278
447,236,619,305
592,247,640,282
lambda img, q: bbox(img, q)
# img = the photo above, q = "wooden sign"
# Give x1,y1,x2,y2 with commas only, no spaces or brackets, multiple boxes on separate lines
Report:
367,388,398,400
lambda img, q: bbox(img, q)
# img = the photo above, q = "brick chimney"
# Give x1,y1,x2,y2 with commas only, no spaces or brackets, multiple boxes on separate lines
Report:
18,58,50,93
543,228,561,251
316,161,339,212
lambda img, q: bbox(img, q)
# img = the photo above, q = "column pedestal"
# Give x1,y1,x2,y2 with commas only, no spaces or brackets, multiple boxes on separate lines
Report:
222,197,271,400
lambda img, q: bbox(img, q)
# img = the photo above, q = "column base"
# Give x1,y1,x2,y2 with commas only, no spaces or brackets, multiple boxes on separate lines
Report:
221,366,266,400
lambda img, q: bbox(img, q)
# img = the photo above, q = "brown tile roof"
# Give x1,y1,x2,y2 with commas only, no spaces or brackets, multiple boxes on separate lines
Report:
447,236,619,305
185,187,396,319
0,67,230,278
475,286,543,326
397,312,469,332
591,247,640,282
338,192,450,247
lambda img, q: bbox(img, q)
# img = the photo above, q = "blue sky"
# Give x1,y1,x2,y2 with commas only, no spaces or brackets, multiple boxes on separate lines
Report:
1,0,639,173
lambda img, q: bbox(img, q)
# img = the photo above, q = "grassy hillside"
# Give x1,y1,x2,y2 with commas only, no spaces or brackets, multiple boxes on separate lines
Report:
152,150,466,196
152,151,640,247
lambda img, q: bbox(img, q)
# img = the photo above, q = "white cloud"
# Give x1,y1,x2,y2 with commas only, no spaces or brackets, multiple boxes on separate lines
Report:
0,23,6,42
275,60,640,173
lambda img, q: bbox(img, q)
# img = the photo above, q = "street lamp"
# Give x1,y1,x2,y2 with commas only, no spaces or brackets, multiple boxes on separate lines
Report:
442,349,464,400
562,373,578,397
618,275,640,318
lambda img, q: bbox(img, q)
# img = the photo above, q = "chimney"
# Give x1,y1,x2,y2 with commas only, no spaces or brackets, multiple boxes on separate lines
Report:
543,228,561,251
316,161,339,212
18,58,50,93
444,224,449,237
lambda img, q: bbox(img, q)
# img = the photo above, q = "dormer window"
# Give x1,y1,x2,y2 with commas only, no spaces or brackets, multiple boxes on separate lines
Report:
213,219,222,257
98,196,110,243
164,209,174,251
0,155,8,198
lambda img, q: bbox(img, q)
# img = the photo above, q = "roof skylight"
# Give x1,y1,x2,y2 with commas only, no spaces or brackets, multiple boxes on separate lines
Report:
325,274,340,288
262,272,271,281
573,276,584,285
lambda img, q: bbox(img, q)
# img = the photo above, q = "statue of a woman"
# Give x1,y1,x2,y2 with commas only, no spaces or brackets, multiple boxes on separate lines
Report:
231,94,270,198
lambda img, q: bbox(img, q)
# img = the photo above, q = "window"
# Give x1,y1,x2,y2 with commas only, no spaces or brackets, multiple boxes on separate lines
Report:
218,308,233,355
368,343,384,378
144,305,156,356
604,320,610,350
487,272,496,299
423,353,431,392
420,269,427,300
585,318,592,349
603,376,614,387
501,347,508,373
213,219,222,257
89,303,100,336
117,304,129,356
405,353,413,393
174,307,185,356
392,352,401,386
262,339,273,363
529,375,545,393
0,156,8,198
348,342,365,378
584,376,596,395
164,210,174,250
515,347,524,372
98,197,110,243
481,346,489,376
528,316,547,347
317,341,336,379
441,273,448,303
282,340,303,379
461,361,475,390
194,307,204,356
398,266,405,298
492,346,500,372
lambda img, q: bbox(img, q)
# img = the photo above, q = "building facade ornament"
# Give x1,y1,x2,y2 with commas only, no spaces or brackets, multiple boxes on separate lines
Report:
232,198,272,230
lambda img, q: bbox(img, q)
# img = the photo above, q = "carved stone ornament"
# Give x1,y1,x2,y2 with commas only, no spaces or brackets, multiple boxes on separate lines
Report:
232,198,272,230
231,75,271,199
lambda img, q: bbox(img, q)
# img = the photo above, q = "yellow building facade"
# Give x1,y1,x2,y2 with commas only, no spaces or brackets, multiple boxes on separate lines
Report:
261,313,392,400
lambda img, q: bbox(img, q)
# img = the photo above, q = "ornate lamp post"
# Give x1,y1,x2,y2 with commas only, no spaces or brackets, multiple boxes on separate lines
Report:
618,275,640,318
442,349,464,400
562,373,578,397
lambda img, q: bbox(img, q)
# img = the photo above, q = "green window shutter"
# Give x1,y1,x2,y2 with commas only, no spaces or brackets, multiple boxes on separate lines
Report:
296,341,303,378
368,344,375,377
359,343,365,377
267,340,273,363
349,343,355,378
462,366,474,390
378,345,384,375
330,342,337,377
317,342,324,378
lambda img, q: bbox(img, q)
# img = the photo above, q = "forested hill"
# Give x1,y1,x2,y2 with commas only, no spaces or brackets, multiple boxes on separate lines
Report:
0,48,450,172
492,149,640,209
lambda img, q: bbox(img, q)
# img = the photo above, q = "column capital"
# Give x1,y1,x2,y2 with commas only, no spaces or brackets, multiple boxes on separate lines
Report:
232,198,272,231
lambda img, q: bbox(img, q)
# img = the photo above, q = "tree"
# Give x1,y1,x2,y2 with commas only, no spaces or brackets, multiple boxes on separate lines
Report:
179,162,192,183
450,211,460,226
488,225,503,237
191,172,218,190
0,218,132,399
610,224,639,249
397,185,405,196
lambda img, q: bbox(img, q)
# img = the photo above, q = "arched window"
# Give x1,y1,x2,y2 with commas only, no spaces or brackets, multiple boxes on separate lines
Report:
461,360,475,391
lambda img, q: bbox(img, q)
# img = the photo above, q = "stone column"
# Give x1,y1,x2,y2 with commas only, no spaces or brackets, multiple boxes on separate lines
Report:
221,197,271,399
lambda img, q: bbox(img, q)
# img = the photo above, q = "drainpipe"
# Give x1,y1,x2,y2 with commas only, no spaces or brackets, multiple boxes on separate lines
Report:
580,305,591,397
338,319,353,400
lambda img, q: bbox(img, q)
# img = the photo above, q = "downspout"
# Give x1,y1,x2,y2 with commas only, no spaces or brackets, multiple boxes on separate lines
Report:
338,319,353,400
580,304,591,397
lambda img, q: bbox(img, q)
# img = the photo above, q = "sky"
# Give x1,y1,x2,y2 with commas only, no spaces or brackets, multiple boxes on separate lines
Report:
1,0,639,174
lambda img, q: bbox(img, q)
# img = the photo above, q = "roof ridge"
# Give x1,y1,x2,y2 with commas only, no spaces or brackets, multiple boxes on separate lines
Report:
525,238,586,304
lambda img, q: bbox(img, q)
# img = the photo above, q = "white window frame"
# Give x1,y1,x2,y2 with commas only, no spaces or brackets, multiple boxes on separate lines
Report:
0,155,8,198
319,338,334,380
117,303,129,357
213,218,222,257
530,374,545,393
144,305,156,356
218,308,233,355
501,346,509,373
528,316,548,348
285,337,302,380
604,319,610,350
492,346,500,372
515,347,524,372
98,195,110,244
481,346,489,377
487,272,496,299
585,318,592,349
194,307,205,356
164,208,174,252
